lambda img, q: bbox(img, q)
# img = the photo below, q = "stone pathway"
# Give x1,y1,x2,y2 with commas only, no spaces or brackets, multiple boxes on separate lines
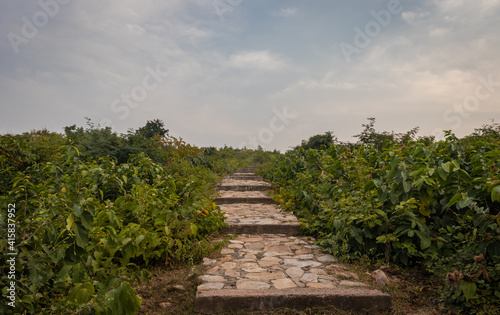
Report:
195,167,391,313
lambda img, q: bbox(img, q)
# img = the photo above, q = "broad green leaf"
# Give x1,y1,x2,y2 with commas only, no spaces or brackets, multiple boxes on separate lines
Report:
66,213,75,231
389,192,398,205
423,177,435,186
29,263,47,287
414,230,431,250
414,178,424,190
447,193,462,207
427,168,435,176
457,196,472,209
403,181,411,193
55,265,73,283
451,160,460,171
460,280,477,301
81,211,94,230
376,235,387,243
72,222,88,248
73,205,82,217
418,206,431,218
107,282,142,315
189,223,198,236
122,237,133,246
68,282,95,304
442,162,451,173
437,167,448,181
135,235,146,245
491,185,500,202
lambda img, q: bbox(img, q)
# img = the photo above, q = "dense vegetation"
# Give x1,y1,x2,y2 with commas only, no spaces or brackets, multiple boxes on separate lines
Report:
0,120,275,314
260,120,500,313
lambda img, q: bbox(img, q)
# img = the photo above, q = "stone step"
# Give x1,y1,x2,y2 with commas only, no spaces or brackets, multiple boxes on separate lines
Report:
236,166,259,172
215,197,278,204
218,185,271,191
226,175,263,181
195,234,391,313
220,203,300,234
219,178,272,191
196,287,391,313
215,191,277,205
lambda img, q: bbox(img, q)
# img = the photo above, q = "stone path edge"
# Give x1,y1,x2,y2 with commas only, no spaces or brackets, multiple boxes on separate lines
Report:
215,197,278,204
223,224,300,235
226,176,264,181
195,287,391,313
218,185,271,191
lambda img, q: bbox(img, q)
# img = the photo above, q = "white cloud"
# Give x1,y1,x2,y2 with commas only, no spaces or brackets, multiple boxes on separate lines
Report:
229,50,287,70
272,7,299,18
429,27,449,37
126,24,145,36
401,10,430,25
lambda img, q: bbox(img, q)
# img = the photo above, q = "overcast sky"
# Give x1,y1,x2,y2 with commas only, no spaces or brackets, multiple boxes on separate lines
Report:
1,0,499,151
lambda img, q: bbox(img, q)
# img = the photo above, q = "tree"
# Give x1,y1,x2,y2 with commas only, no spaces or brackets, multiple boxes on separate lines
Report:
301,131,335,150
136,119,168,138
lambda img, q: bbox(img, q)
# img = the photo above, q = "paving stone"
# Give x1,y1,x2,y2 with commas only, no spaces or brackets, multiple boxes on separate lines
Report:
258,257,282,267
339,280,369,287
306,282,335,289
236,280,271,290
246,272,286,281
220,262,237,270
300,273,319,283
292,278,306,288
203,258,217,265
206,266,220,274
225,269,240,278
310,268,327,275
264,246,293,255
336,272,360,280
292,251,311,255
243,267,267,273
272,278,298,289
200,275,226,282
285,267,304,278
283,259,322,268
296,254,314,260
245,243,265,250
318,276,339,285
197,282,225,291
318,254,337,262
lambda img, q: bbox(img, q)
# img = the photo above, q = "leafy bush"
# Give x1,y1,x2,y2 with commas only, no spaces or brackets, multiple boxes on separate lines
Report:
0,145,227,314
0,120,274,314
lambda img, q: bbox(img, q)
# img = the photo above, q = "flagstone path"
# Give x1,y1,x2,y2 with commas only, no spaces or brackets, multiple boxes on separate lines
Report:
194,167,391,313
